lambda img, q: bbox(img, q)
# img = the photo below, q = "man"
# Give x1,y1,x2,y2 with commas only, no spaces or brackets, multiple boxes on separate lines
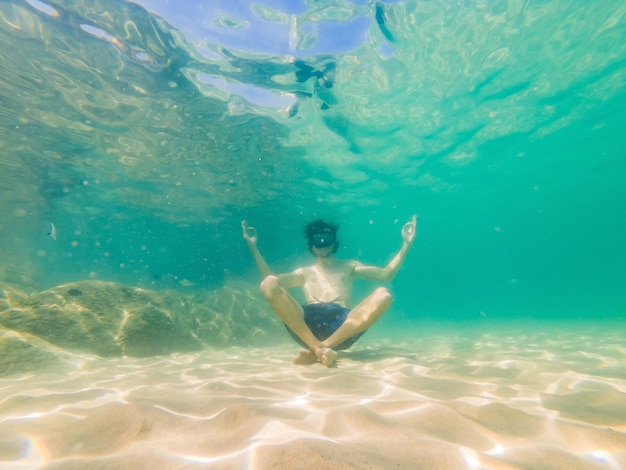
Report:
242,216,417,367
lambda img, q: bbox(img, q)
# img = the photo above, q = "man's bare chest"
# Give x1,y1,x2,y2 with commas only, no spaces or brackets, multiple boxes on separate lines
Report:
305,264,353,286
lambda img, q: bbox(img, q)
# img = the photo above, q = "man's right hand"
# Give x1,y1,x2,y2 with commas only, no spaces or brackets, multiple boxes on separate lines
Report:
402,215,417,246
242,220,258,246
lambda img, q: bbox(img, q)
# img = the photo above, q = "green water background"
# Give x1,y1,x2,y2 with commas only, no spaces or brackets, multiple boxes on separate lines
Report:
0,0,625,323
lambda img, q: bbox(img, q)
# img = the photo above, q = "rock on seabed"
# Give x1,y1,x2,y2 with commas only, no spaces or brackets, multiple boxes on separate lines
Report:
0,279,281,376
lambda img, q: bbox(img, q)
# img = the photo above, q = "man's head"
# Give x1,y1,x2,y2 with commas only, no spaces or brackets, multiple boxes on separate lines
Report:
305,220,339,255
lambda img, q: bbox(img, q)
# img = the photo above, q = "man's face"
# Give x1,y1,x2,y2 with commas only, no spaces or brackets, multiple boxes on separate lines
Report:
311,230,336,258
312,244,335,258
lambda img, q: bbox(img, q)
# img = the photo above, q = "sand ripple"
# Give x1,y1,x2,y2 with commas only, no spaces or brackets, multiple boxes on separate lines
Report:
0,322,625,469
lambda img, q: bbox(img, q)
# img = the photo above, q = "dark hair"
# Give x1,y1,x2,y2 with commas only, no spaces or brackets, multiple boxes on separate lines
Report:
304,219,340,254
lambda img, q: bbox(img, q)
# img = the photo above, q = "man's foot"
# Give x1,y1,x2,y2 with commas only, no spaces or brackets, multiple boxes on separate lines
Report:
316,347,338,367
293,350,318,365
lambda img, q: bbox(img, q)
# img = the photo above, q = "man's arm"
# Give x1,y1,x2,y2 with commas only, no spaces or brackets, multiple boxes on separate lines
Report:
242,220,272,278
242,220,306,288
354,215,417,283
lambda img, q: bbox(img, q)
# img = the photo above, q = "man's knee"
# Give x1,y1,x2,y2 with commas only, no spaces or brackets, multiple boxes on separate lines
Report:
356,287,392,325
260,275,280,297
374,287,392,309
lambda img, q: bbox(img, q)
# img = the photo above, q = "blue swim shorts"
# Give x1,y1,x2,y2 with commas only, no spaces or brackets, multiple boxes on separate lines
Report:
285,302,365,350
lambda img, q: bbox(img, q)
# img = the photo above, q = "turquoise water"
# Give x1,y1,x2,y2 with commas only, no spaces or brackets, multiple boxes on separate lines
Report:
1,3,626,467
1,0,625,324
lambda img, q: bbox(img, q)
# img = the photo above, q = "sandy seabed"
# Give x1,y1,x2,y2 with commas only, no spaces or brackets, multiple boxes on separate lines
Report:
0,321,625,470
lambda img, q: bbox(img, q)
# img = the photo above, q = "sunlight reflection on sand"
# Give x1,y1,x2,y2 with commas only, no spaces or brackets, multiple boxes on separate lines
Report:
0,322,625,469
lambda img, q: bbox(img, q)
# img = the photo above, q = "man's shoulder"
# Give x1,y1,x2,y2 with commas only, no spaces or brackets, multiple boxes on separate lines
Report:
295,265,316,274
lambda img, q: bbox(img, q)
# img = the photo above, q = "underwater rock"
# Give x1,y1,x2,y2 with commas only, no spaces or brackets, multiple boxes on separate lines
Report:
0,279,282,373
0,281,127,357
0,330,64,377
117,304,200,357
